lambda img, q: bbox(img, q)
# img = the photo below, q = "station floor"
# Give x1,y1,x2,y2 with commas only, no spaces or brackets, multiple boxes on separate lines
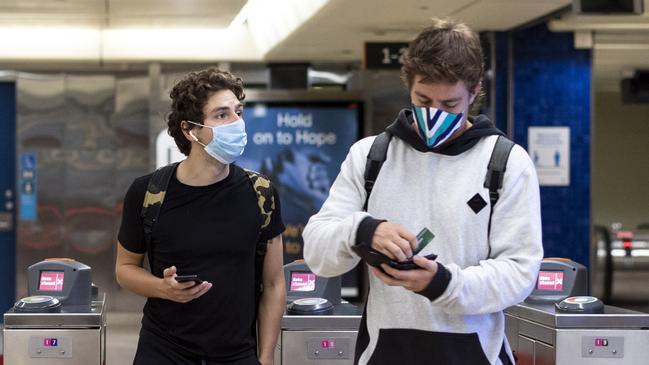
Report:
105,312,141,365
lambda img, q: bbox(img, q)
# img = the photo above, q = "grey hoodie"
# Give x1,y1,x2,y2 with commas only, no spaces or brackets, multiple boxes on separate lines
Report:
303,110,543,365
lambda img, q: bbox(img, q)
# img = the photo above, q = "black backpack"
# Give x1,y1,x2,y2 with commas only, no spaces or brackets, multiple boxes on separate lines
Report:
139,162,275,332
363,132,515,241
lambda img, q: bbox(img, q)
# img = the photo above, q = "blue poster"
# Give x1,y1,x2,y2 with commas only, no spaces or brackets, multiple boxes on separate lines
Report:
19,152,37,221
238,103,360,265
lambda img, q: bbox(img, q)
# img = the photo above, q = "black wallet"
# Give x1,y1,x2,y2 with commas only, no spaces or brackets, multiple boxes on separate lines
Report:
352,243,437,270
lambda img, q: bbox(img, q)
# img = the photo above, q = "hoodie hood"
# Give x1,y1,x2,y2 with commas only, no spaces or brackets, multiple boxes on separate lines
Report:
386,108,505,156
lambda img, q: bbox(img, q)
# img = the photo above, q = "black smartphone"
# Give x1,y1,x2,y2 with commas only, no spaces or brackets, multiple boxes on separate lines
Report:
352,244,437,271
388,253,438,270
352,244,392,268
175,274,203,286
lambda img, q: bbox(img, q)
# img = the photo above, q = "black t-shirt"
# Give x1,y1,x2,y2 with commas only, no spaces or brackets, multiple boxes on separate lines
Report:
118,164,284,361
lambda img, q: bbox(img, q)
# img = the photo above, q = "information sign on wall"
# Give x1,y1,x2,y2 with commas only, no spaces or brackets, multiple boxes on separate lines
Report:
528,126,570,186
19,152,37,221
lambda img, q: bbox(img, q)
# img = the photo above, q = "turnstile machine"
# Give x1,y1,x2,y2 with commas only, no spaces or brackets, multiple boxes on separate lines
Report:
3,259,106,365
275,261,362,365
505,258,649,364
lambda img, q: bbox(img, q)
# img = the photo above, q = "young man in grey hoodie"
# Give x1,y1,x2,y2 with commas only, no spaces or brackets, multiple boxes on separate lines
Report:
303,18,543,365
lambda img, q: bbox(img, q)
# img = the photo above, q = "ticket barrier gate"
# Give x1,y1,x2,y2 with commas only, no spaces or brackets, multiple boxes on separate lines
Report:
274,261,362,365
3,259,106,365
505,258,649,364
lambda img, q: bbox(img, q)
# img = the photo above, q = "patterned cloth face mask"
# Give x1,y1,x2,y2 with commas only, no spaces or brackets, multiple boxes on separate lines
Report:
187,119,247,164
412,105,464,148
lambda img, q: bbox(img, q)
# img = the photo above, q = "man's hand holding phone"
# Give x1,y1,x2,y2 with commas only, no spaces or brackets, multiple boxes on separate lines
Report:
356,223,439,292
367,223,437,266
370,255,440,292
352,223,437,270
160,266,212,303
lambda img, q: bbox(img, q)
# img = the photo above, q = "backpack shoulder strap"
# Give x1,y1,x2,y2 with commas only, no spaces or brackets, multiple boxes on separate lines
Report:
484,136,515,237
243,168,275,292
243,168,275,233
356,131,392,363
243,168,276,342
140,162,178,268
363,131,392,211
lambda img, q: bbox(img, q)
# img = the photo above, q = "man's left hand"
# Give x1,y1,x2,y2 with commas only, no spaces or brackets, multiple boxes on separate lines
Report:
369,255,439,293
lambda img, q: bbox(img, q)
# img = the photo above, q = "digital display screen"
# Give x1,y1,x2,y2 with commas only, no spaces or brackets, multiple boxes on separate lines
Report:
290,272,316,292
537,271,564,291
39,271,65,291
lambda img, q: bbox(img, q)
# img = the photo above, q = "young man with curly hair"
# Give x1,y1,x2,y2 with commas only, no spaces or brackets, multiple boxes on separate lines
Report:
303,19,543,365
116,68,286,365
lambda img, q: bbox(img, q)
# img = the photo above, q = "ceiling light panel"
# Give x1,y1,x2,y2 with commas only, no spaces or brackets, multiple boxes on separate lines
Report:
108,0,246,27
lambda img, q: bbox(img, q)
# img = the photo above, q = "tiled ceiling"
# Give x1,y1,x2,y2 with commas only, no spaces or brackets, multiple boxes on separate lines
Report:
266,0,572,61
0,0,246,27
0,0,571,49
1,0,648,91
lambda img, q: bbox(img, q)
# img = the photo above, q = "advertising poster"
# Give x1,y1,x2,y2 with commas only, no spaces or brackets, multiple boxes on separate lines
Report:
238,102,361,296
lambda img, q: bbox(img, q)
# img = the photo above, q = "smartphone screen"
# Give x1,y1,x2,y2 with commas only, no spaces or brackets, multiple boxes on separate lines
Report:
414,227,434,254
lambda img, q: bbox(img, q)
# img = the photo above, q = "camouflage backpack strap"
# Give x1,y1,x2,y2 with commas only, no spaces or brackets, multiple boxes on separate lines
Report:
243,168,276,342
243,168,275,234
140,162,179,268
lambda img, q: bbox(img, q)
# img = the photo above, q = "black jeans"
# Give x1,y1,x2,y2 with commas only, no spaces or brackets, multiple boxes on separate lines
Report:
133,329,261,365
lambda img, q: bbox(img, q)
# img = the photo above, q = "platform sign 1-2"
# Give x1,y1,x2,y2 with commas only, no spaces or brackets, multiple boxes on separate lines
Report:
363,42,409,70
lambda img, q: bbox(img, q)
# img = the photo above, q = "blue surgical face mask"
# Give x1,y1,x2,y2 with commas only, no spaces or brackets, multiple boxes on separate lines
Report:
412,105,464,148
187,119,247,164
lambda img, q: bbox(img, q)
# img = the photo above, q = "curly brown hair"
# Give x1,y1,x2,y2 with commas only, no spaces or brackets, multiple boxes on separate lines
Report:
401,18,484,93
167,68,245,155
